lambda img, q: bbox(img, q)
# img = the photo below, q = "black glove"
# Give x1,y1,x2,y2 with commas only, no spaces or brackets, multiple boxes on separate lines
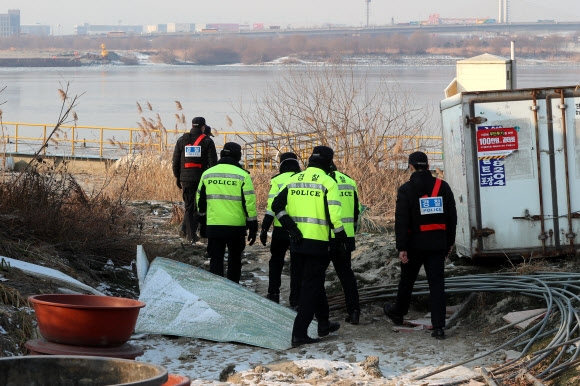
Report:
199,216,207,238
288,225,303,244
334,230,349,255
176,179,182,189
259,229,268,246
247,220,258,246
278,214,303,244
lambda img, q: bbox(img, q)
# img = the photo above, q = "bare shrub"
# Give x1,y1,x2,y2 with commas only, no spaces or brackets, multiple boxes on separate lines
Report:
0,83,141,267
233,65,432,223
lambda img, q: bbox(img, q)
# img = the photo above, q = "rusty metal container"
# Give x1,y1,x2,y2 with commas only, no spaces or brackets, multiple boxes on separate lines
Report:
0,355,167,385
441,85,580,260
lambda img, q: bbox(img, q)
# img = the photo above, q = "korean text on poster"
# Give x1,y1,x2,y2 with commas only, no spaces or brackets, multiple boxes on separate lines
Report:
479,158,506,187
476,126,518,157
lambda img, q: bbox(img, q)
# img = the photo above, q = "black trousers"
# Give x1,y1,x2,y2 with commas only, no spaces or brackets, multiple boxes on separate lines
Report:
267,237,300,307
394,249,447,329
208,235,246,283
329,240,360,315
182,180,200,241
292,251,331,339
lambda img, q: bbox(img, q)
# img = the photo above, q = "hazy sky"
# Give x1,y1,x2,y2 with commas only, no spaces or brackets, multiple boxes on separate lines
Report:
6,0,580,34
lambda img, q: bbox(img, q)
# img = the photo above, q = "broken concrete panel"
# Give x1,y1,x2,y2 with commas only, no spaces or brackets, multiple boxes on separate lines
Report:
502,309,547,330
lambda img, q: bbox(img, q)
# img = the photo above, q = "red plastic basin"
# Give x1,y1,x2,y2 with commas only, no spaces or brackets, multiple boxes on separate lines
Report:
29,294,145,347
162,374,191,386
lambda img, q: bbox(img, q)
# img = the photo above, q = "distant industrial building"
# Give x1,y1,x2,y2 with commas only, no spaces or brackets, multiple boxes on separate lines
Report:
21,24,51,36
167,23,195,33
0,9,20,37
205,23,240,32
74,23,143,35
145,24,168,34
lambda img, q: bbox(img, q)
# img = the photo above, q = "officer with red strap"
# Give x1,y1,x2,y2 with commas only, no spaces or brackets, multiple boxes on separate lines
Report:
384,151,457,340
172,117,218,244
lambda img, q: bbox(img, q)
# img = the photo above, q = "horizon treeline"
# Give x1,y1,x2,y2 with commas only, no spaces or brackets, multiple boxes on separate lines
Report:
0,32,578,65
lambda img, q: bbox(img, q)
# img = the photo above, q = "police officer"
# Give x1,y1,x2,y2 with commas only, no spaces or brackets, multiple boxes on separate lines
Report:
260,152,302,306
196,142,258,283
329,162,361,325
272,145,347,347
384,151,457,340
172,117,217,244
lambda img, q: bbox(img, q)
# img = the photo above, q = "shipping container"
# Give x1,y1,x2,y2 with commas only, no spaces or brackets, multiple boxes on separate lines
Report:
441,85,580,260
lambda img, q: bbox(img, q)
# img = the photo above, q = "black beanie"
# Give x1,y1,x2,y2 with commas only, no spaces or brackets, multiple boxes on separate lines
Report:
279,152,300,173
221,142,242,161
280,152,298,163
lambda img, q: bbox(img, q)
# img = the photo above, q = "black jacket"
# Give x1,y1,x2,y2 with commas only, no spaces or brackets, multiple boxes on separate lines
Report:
172,127,217,182
395,170,457,252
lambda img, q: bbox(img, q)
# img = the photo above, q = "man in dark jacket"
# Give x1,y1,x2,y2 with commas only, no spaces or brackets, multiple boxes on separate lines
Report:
384,151,457,340
172,117,217,244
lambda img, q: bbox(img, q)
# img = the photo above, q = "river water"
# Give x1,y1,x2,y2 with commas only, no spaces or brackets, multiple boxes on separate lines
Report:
1,60,579,134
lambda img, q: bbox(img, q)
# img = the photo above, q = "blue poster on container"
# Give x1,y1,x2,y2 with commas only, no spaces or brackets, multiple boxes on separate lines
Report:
479,157,506,187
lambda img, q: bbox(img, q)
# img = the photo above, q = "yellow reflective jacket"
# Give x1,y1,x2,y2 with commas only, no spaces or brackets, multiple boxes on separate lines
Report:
197,162,257,227
330,170,361,238
274,166,344,242
265,171,296,228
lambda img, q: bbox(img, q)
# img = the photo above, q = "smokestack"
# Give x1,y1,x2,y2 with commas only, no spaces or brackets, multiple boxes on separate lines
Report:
511,40,517,89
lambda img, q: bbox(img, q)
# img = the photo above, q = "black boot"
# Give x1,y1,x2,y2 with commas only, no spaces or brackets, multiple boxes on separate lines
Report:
291,335,320,348
318,321,341,337
266,293,280,303
345,310,360,325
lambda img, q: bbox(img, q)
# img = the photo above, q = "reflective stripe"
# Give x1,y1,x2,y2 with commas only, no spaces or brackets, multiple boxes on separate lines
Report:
204,173,246,181
268,194,277,199
266,210,275,216
292,217,329,226
287,182,327,191
206,194,242,201
338,184,355,191
332,226,345,233
247,216,258,221
420,224,446,231
328,200,341,206
277,183,284,188
276,210,288,219
342,217,355,223
244,190,255,195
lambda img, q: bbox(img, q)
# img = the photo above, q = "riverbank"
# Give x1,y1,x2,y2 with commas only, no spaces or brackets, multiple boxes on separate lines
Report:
1,47,578,68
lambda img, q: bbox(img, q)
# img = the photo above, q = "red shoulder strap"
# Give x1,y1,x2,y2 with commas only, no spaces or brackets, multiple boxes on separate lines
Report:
431,178,442,197
192,134,206,146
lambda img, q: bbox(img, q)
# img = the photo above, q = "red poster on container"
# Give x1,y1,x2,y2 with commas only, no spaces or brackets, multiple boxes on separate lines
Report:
477,127,518,155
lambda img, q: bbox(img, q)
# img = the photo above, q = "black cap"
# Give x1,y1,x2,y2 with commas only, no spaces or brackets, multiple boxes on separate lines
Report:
205,125,214,137
192,117,206,127
408,151,429,166
310,146,333,161
221,142,242,161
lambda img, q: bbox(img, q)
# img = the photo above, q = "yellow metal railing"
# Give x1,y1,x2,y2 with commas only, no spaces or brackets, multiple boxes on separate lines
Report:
1,122,443,169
